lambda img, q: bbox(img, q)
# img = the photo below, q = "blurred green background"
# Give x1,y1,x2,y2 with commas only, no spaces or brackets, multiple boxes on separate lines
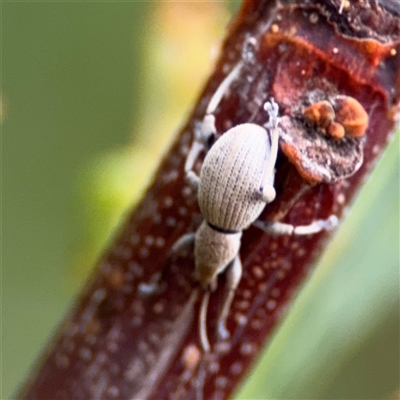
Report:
2,2,399,399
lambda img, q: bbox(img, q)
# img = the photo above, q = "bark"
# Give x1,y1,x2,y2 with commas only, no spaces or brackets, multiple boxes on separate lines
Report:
18,1,400,399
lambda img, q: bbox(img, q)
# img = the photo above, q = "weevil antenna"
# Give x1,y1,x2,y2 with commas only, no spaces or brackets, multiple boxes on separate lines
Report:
199,291,211,353
261,99,280,189
196,353,207,400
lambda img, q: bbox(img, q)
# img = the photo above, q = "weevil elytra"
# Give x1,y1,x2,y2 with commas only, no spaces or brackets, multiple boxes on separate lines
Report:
176,62,338,352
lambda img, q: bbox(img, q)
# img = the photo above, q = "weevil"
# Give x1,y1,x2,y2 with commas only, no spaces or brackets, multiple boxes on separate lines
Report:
175,62,338,352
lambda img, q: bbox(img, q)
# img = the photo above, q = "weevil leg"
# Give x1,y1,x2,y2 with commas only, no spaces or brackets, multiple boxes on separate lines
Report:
166,232,196,279
184,139,203,192
199,291,211,353
170,232,196,255
293,215,338,234
206,62,243,115
217,255,242,341
185,115,217,192
138,280,160,296
253,214,338,235
138,233,196,296
185,63,244,192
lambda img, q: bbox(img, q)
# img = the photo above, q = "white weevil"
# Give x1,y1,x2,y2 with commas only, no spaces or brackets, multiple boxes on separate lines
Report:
175,62,338,352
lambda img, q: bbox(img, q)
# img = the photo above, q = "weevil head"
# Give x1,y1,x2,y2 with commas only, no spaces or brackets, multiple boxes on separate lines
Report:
194,221,242,290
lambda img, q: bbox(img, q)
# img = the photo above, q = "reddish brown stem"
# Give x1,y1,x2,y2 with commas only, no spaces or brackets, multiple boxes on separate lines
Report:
18,1,399,399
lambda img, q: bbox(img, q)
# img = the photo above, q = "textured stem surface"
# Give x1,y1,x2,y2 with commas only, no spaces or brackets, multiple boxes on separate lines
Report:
18,1,399,399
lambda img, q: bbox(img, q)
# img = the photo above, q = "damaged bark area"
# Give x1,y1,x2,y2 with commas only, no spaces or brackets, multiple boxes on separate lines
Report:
18,1,399,399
